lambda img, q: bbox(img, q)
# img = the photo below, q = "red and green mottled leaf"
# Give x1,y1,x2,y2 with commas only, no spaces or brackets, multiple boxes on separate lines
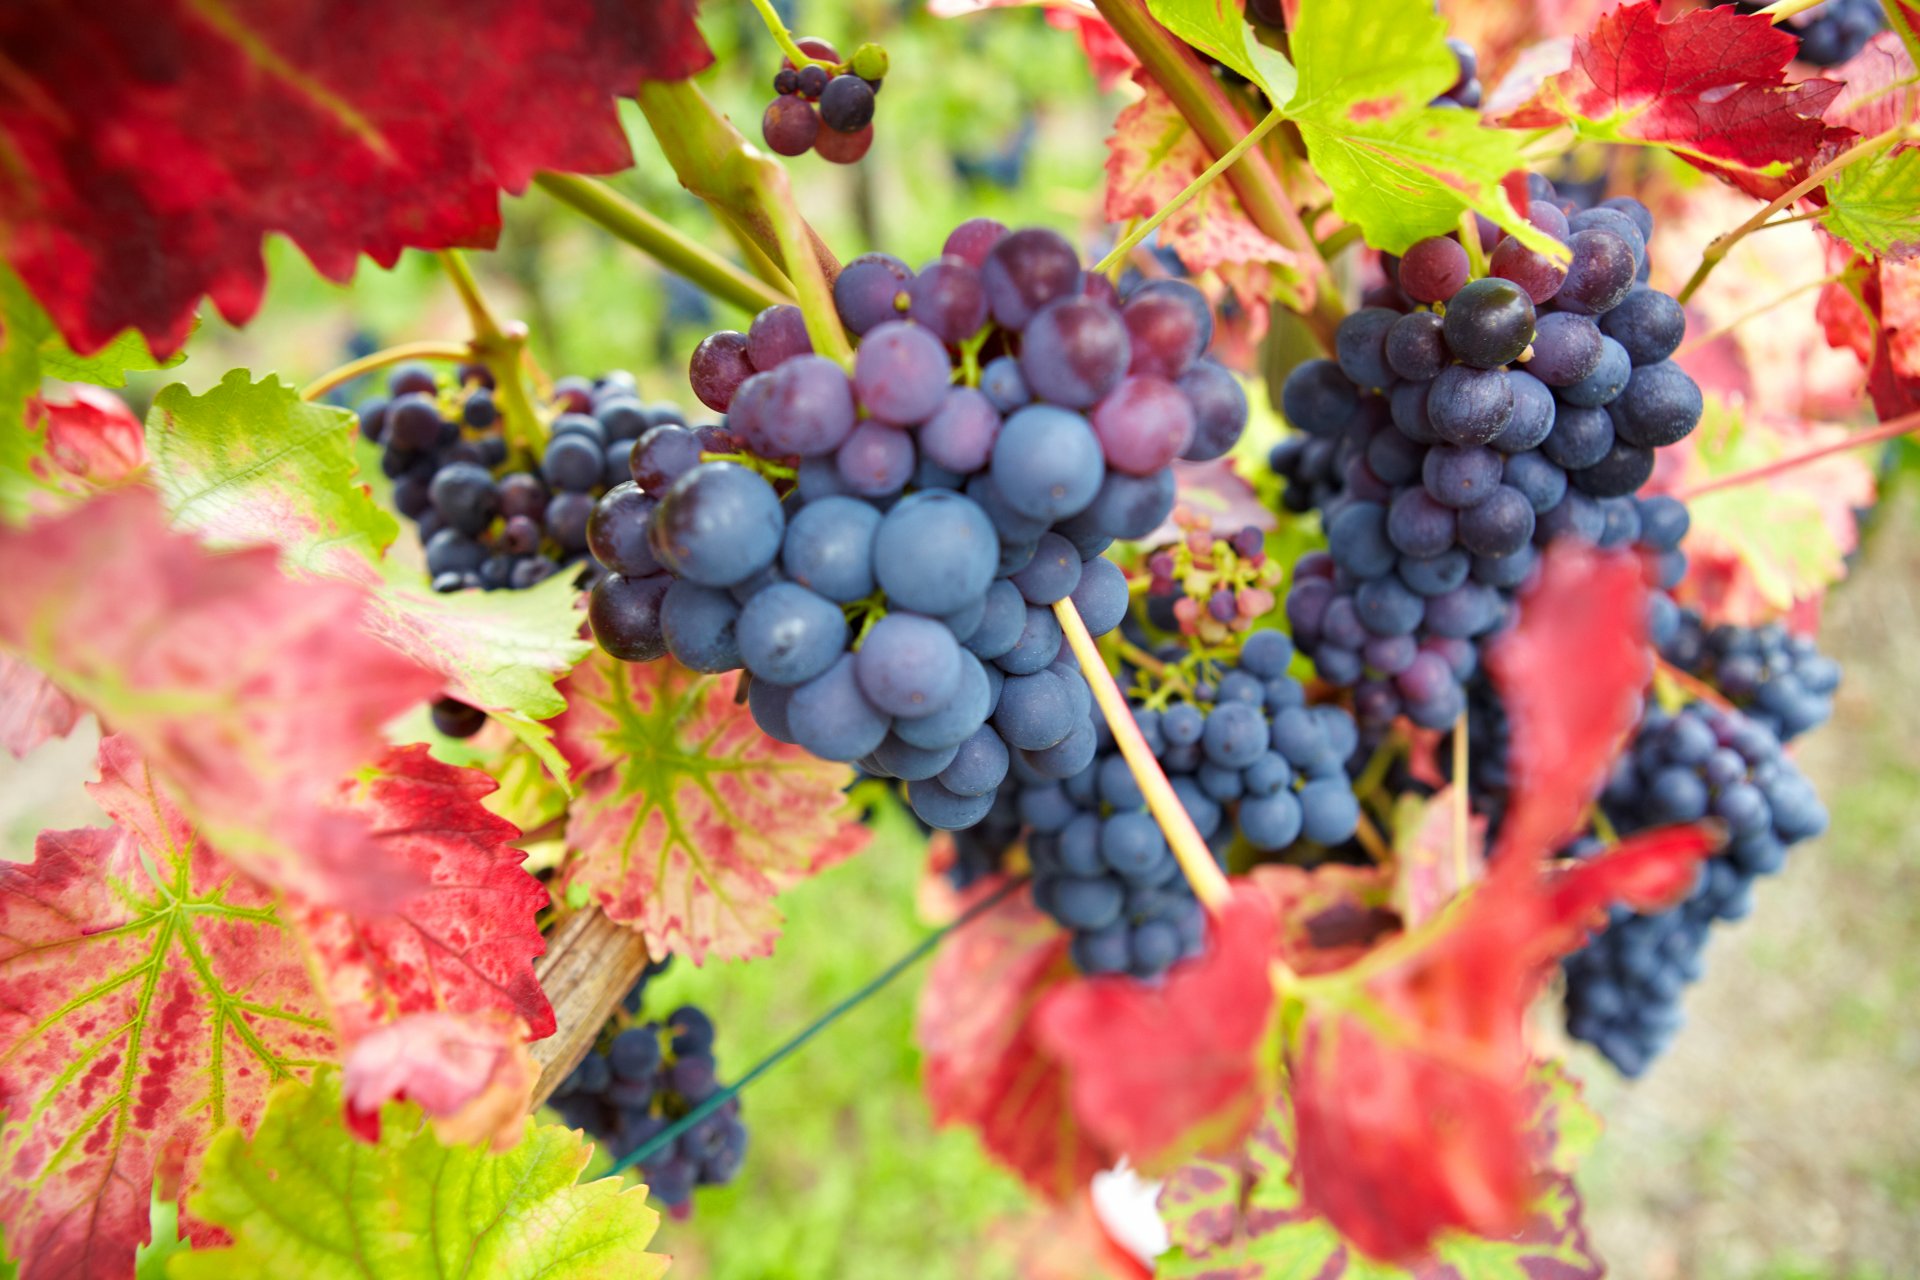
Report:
33,387,148,490
340,1011,538,1153
1658,398,1872,622
174,1069,666,1280
1496,1,1846,200
290,745,552,1045
1036,884,1279,1172
0,654,79,760
917,877,1115,1200
1485,542,1650,865
1388,787,1486,929
1155,1066,1605,1280
0,488,442,908
146,371,592,767
553,652,870,963
0,735,336,1280
1284,0,1562,256
0,0,710,358
1106,73,1310,310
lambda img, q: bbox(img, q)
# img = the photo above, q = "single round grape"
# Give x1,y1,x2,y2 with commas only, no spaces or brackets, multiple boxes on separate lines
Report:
856,613,963,717
1385,311,1448,381
940,724,1011,796
1088,375,1195,476
1398,235,1471,304
757,355,857,457
428,461,499,536
1614,361,1703,447
431,698,487,739
1556,229,1637,315
1571,440,1656,497
819,74,876,132
983,228,1084,331
855,321,952,425
1524,312,1604,387
979,355,1030,413
1599,287,1686,366
588,482,661,577
993,670,1075,751
1488,234,1568,304
961,578,1028,662
1335,307,1400,389
540,433,602,494
1240,790,1304,851
1457,484,1536,557
994,606,1064,676
873,733,961,782
789,653,890,761
735,582,847,686
908,776,998,830
1541,403,1615,471
761,95,819,156
1398,549,1470,596
1122,280,1211,378
990,404,1105,522
1427,365,1514,445
893,652,993,750
1388,487,1458,557
1442,277,1537,368
630,424,703,494
552,412,607,448
545,492,594,551
1423,443,1504,509
907,257,989,344
1280,359,1358,437
661,581,743,673
873,490,1000,616
385,394,443,451
1570,208,1647,270
835,422,915,496
1366,428,1426,487
813,121,873,164
689,331,753,412
1329,501,1398,575
919,386,1001,475
1536,489,1605,544
781,495,881,603
943,218,1009,268
1486,369,1553,453
1558,336,1631,408
1638,495,1691,551
1503,449,1568,513
590,573,671,662
1355,575,1425,637
747,303,813,371
833,253,912,336
388,363,439,399
1008,532,1082,606
1389,380,1438,443
1176,360,1249,461
1019,297,1129,408
648,461,785,588
1069,556,1129,636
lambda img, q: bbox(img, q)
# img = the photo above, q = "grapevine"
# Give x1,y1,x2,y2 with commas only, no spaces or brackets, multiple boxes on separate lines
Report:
0,1,1913,1278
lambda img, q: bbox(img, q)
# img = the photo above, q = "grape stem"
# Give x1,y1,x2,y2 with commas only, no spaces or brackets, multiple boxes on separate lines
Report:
1457,209,1487,280
1675,123,1919,305
1053,597,1232,911
436,250,549,455
1089,0,1344,354
1756,0,1826,20
1450,711,1472,889
1673,406,1920,500
636,80,854,366
533,173,793,316
1654,658,1738,715
300,340,473,402
1091,106,1289,277
1352,809,1391,863
746,0,837,69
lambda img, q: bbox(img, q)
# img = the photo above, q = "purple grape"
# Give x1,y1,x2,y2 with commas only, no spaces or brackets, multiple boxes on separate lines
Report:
943,218,1009,268
919,386,1001,474
1397,236,1470,304
833,253,912,335
1175,359,1248,460
747,304,813,370
762,95,819,156
588,482,661,577
1122,280,1211,378
854,321,952,425
983,228,1084,330
819,74,876,132
1385,311,1447,381
990,404,1105,522
1019,297,1128,408
908,257,989,344
630,424,704,495
1523,312,1604,387
757,355,858,456
590,572,671,662
856,612,963,716
1442,277,1536,368
835,421,915,496
689,331,753,411
1091,375,1195,475
1427,365,1514,445
1556,229,1637,315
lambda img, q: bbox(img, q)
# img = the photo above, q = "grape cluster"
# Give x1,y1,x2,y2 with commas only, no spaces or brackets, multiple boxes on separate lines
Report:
1143,510,1284,646
585,219,1248,832
1275,173,1703,728
760,38,887,166
952,631,1362,978
1562,700,1829,1075
551,964,747,1210
1719,0,1884,66
1656,608,1839,743
359,362,697,737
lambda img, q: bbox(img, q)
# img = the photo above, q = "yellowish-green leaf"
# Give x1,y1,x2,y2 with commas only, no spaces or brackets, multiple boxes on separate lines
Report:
1147,0,1296,101
1822,146,1920,258
173,1069,666,1280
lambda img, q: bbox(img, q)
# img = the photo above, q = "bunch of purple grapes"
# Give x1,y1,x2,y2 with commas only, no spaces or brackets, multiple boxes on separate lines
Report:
1275,171,1702,729
584,219,1248,832
359,362,698,738
1656,607,1839,743
1561,699,1829,1075
551,966,746,1210
760,37,885,166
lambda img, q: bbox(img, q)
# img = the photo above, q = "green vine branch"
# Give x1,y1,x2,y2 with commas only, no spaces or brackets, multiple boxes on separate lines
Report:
746,0,835,68
436,249,549,455
533,173,792,316
1092,106,1288,276
300,340,472,402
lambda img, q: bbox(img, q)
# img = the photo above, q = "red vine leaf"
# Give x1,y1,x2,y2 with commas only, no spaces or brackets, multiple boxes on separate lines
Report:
1036,884,1278,1172
0,735,336,1280
31,387,147,489
0,653,80,759
0,489,443,909
917,877,1115,1200
1247,863,1400,976
0,0,711,357
1284,825,1716,1263
1486,541,1650,865
289,744,553,1045
340,1010,537,1153
553,652,870,963
1387,788,1486,929
1497,1,1847,200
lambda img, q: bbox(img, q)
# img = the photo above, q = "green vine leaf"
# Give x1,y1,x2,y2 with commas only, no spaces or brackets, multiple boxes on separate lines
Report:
173,1068,667,1280
1146,0,1296,101
145,370,591,767
1283,0,1561,257
553,652,871,963
0,735,335,1280
1822,146,1920,259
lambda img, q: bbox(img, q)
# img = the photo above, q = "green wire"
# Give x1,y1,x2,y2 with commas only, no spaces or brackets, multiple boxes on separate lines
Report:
609,875,1026,1178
